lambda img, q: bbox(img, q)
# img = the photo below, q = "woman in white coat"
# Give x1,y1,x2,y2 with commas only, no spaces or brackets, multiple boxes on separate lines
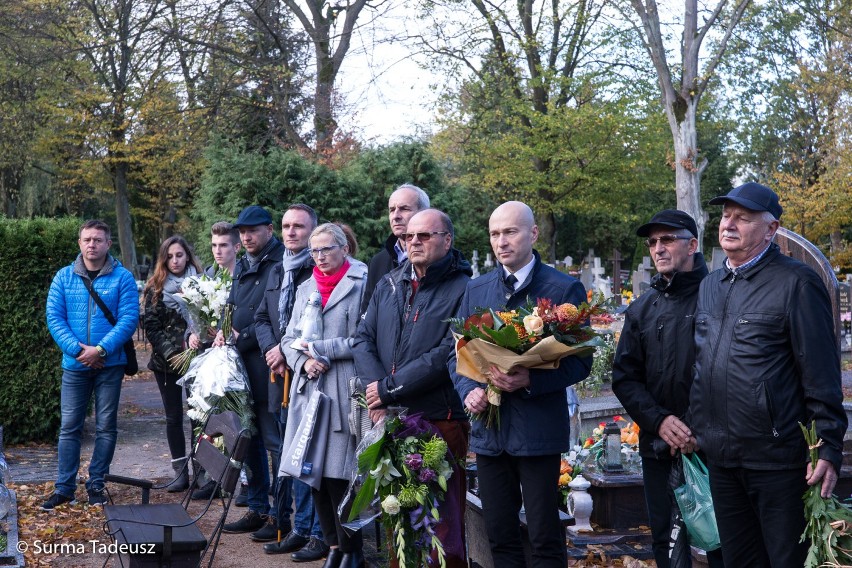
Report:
281,223,367,568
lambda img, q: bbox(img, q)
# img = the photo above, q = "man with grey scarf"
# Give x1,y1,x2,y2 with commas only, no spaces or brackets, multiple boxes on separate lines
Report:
253,204,327,559
215,205,287,536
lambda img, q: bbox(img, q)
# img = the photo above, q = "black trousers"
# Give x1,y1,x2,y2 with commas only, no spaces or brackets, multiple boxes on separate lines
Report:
313,477,362,553
153,370,188,459
708,464,808,568
642,456,724,568
476,452,565,568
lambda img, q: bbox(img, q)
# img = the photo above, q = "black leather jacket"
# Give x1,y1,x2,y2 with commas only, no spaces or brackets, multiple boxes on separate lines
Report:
689,243,846,471
612,253,708,459
143,291,187,375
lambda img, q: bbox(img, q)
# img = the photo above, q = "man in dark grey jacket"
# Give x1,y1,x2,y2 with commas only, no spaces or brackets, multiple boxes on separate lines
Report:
361,184,429,313
354,208,472,568
690,183,847,568
612,210,722,567
217,205,286,536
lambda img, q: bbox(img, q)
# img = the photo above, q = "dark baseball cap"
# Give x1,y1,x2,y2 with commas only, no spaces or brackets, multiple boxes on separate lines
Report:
709,182,783,219
233,205,273,228
636,209,698,238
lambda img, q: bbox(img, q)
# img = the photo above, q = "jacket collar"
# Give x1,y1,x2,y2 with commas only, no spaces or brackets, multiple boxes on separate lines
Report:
322,259,367,312
718,242,780,281
398,248,473,287
74,254,117,279
650,251,709,293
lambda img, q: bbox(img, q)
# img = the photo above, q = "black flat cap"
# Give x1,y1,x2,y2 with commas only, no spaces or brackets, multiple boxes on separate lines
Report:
708,182,783,219
233,205,272,228
636,209,698,238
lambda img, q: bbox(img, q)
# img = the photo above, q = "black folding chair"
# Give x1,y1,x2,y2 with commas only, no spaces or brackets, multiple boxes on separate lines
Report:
102,411,251,567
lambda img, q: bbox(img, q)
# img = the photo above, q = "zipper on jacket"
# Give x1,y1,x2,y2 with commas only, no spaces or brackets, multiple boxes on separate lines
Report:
707,275,738,423
762,381,780,438
656,322,664,340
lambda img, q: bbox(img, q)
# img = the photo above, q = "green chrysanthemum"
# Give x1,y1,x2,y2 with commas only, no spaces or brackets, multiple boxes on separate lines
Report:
421,436,448,469
398,483,428,508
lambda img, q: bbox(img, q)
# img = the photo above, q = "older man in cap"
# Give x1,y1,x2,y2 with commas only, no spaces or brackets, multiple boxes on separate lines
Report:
217,205,287,535
612,209,723,567
689,183,847,567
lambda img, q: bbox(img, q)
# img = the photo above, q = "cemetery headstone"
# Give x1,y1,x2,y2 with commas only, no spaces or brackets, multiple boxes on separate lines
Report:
471,250,480,279
774,227,841,348
710,247,726,272
632,257,653,298
608,250,623,295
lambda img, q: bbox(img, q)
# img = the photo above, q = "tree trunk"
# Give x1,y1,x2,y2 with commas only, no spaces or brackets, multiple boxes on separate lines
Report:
537,210,558,264
112,159,138,277
668,98,708,248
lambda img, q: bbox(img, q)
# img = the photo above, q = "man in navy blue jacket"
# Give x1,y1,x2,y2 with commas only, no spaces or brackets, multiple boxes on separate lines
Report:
450,201,592,567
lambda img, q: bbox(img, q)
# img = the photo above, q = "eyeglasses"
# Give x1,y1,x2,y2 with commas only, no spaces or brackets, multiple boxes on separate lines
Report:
644,235,692,247
309,245,341,258
402,231,449,243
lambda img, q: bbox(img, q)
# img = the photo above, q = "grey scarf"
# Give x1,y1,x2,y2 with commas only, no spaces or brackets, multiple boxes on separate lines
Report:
162,265,198,310
278,247,313,335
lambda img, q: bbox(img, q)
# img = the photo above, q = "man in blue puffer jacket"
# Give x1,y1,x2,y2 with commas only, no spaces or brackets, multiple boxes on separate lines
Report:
43,219,139,510
450,201,592,568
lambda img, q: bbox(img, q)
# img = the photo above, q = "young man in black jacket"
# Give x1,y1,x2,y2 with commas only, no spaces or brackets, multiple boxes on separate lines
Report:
612,210,722,567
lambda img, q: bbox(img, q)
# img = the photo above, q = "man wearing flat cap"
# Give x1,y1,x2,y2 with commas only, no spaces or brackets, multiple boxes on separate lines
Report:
613,210,722,567
217,205,287,535
689,183,847,567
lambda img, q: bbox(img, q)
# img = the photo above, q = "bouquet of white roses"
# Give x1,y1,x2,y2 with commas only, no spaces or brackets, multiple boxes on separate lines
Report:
169,270,232,374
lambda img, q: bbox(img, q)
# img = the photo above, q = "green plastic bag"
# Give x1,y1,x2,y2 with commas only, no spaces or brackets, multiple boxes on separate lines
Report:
673,453,721,551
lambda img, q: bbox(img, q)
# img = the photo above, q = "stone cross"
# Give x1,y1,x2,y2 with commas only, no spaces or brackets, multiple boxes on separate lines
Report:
608,249,623,295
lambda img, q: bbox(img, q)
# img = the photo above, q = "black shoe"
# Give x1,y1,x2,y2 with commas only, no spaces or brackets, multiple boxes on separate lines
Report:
223,510,266,534
41,492,76,511
250,516,284,542
87,488,108,507
191,480,220,500
292,536,330,562
235,483,249,507
339,549,365,568
263,531,309,554
318,548,342,568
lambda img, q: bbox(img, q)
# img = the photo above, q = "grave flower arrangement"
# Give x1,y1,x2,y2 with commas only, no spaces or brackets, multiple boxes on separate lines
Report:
800,421,852,568
169,270,232,374
577,416,641,472
450,295,609,428
346,411,455,568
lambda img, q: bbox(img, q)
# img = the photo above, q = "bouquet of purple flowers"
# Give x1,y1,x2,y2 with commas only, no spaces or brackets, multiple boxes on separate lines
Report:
345,410,455,568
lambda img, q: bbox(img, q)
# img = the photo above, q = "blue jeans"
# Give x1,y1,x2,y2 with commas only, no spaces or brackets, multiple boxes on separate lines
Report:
56,366,124,497
293,479,322,538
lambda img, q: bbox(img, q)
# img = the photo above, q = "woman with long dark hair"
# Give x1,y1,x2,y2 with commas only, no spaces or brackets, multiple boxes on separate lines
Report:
142,235,203,491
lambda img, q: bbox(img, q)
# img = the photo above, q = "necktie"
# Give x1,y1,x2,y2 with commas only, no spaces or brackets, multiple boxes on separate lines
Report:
504,274,517,300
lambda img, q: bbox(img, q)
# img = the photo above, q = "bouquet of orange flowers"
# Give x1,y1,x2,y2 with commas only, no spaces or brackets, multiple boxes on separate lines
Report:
450,295,609,428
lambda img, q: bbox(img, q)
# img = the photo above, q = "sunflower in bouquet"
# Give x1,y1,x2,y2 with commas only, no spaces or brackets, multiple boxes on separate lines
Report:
450,294,609,428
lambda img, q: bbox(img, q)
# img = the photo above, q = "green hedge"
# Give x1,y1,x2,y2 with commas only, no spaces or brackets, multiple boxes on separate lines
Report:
0,217,81,444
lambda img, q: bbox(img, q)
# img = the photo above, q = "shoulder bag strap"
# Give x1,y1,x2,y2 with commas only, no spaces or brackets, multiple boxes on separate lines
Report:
81,277,117,326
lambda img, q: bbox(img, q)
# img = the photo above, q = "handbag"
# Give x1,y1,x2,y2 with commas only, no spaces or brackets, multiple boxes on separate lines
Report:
348,376,371,446
673,453,721,551
81,278,138,375
279,386,331,489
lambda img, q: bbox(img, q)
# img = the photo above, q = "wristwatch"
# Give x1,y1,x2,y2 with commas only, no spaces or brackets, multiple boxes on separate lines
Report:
95,345,107,358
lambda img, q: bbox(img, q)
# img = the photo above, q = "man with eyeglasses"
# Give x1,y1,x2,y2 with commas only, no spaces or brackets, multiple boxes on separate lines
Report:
361,184,430,313
450,201,591,568
354,208,472,567
689,183,845,567
611,209,722,568
253,204,327,560
215,205,287,537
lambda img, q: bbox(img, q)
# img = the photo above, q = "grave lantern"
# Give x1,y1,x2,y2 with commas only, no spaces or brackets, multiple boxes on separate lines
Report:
602,421,624,473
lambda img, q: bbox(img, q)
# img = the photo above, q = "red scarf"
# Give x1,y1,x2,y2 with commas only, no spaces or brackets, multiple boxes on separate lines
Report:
313,259,350,307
